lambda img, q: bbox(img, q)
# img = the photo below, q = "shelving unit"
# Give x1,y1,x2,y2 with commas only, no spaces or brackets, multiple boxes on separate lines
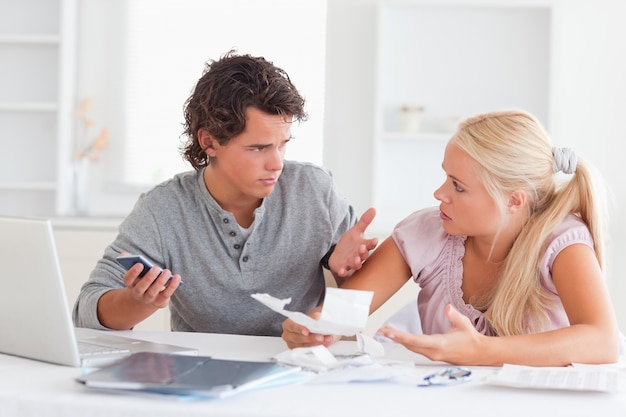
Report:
371,1,551,231
0,0,76,218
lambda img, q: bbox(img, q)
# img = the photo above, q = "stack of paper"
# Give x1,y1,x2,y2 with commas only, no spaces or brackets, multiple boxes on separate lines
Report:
76,352,306,399
486,363,620,393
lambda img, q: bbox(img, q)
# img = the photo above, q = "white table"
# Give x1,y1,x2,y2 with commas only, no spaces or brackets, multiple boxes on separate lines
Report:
1,330,624,417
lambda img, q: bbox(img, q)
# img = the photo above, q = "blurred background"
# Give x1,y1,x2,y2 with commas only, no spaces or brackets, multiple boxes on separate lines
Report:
1,0,625,332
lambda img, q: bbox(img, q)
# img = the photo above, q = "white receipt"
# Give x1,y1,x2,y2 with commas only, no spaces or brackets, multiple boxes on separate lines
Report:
251,287,374,336
487,363,620,393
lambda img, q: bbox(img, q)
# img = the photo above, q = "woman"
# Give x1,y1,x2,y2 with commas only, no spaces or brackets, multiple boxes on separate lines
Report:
282,109,620,366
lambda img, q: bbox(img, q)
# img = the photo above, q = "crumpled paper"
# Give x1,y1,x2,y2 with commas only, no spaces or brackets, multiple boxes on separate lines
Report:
252,288,386,372
251,287,374,336
274,345,372,372
273,333,385,373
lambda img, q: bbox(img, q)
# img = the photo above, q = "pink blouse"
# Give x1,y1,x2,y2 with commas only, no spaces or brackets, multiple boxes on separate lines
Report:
392,207,595,335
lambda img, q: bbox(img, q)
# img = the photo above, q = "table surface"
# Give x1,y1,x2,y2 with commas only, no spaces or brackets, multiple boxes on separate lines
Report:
1,330,625,417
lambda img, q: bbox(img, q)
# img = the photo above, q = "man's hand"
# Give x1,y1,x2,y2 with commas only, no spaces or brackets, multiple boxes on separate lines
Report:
281,308,341,349
329,207,378,278
120,252,182,309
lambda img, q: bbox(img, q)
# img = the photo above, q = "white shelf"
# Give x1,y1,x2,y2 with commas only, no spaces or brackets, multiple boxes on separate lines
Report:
0,102,58,111
0,181,57,191
51,216,123,231
0,34,60,44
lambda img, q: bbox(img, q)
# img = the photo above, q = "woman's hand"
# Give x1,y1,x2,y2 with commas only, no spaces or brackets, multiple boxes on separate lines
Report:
377,304,487,365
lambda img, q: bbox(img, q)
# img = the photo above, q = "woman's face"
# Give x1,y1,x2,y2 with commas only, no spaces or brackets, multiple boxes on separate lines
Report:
433,142,502,238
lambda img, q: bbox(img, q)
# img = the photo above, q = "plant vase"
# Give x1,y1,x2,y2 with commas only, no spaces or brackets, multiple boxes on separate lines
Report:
71,158,90,216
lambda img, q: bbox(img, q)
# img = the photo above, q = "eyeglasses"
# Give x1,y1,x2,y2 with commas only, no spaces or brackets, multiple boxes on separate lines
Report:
418,367,472,387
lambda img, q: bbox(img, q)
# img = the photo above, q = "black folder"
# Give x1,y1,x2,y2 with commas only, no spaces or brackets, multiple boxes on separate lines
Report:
77,351,303,398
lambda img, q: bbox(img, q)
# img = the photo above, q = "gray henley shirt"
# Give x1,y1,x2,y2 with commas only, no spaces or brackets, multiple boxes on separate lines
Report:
72,160,356,336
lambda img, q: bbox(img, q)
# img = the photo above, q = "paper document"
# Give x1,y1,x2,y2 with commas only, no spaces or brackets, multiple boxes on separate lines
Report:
487,363,619,393
251,287,374,336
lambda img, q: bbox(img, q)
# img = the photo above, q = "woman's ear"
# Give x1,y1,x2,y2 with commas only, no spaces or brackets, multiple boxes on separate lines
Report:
507,190,527,213
198,129,217,157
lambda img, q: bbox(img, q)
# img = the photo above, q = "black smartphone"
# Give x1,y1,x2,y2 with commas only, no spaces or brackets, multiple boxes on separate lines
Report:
116,255,156,278
115,255,183,285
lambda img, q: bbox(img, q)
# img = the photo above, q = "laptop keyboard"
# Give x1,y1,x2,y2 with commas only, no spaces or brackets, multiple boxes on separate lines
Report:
78,341,131,357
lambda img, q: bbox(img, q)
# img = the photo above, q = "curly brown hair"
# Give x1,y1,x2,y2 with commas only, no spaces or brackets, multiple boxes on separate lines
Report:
180,50,308,170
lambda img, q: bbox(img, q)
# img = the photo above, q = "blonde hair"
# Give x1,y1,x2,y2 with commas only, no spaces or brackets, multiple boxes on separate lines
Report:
452,110,608,336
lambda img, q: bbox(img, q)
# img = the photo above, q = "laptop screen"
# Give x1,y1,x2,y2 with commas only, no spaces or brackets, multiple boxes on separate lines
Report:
0,216,83,366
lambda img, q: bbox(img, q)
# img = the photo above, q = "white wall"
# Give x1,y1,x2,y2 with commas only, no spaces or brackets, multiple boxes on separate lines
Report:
323,0,378,216
549,0,626,331
324,0,626,330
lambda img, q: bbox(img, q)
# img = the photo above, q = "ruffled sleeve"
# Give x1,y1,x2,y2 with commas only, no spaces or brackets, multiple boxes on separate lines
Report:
540,214,595,295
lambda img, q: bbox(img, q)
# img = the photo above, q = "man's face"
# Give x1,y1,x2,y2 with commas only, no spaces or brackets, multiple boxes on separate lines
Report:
205,107,292,204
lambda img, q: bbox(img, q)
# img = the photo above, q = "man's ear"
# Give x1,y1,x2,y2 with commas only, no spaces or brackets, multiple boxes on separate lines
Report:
507,190,527,213
198,129,217,157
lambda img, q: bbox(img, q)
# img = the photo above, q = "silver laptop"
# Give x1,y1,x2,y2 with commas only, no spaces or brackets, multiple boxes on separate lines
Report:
0,216,198,367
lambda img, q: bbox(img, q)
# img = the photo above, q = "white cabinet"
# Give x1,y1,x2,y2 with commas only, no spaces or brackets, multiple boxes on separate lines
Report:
371,1,551,231
0,0,76,217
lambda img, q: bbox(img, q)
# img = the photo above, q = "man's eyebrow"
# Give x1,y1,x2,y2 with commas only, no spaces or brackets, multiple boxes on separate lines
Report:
246,137,292,147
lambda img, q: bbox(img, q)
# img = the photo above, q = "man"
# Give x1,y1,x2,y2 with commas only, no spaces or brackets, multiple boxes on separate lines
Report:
73,51,377,336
